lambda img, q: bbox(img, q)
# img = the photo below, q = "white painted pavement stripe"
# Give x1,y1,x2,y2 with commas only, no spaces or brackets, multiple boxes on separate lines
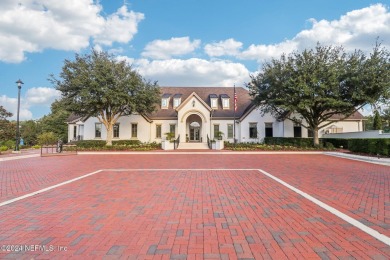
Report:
0,170,102,207
258,169,390,247
0,154,39,162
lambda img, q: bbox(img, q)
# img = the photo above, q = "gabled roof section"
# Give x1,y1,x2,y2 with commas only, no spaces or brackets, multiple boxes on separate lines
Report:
176,92,212,112
220,94,230,98
67,114,84,123
148,87,253,119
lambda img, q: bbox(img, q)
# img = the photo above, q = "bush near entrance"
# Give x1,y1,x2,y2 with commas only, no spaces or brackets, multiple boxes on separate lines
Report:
72,140,160,151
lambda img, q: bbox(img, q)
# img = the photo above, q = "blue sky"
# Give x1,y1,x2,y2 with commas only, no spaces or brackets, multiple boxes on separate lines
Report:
0,0,389,120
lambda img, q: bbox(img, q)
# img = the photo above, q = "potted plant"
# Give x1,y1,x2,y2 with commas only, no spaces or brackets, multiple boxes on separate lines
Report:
161,132,176,150
216,131,224,140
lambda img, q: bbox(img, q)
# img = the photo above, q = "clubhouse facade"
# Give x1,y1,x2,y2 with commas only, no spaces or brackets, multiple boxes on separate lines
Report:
67,87,365,144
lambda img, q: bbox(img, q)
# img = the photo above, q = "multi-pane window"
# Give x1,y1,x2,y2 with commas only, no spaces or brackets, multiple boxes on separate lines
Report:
161,98,168,108
214,124,220,138
131,123,138,138
173,98,181,108
156,125,162,138
265,122,273,137
293,123,302,138
249,123,257,138
222,98,229,109
170,124,176,135
227,124,233,138
211,99,218,109
113,123,120,138
95,123,102,138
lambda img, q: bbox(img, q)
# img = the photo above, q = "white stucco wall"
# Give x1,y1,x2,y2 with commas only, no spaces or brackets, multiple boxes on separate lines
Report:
150,120,178,143
177,95,212,143
69,114,152,143
239,108,278,142
319,120,363,137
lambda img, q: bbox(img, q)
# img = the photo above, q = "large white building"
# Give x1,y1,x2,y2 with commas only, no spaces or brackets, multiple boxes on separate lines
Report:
67,87,365,144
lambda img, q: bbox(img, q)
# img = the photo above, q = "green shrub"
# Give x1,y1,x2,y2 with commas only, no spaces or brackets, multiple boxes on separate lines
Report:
0,146,8,152
348,138,390,156
73,140,160,151
224,141,333,151
3,140,15,149
113,140,141,146
38,132,57,145
75,140,106,148
264,137,314,147
320,138,349,149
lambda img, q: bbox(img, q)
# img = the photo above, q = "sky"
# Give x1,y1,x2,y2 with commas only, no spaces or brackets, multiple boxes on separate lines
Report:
0,0,389,120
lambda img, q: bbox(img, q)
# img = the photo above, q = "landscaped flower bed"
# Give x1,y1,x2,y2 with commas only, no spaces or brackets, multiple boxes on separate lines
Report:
224,142,335,151
68,140,161,151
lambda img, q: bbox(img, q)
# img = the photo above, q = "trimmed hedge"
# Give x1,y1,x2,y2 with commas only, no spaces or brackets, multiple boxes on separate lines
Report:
74,139,142,148
348,138,390,156
264,137,314,147
71,139,160,151
320,138,349,149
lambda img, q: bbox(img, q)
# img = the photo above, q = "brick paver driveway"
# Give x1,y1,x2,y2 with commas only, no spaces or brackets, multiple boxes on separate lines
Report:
0,152,389,259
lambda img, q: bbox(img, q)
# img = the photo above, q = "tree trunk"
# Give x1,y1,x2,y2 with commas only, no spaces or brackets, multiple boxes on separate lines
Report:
313,127,320,147
106,123,113,146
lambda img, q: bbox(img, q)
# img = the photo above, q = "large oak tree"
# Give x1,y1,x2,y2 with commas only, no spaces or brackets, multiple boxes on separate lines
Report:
248,43,390,146
52,50,161,145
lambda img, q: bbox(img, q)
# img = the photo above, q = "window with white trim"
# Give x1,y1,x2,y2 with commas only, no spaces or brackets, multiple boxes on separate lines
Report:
131,123,138,138
95,123,102,138
113,123,120,138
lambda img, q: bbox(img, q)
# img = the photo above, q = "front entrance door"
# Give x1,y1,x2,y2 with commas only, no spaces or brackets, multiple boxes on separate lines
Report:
190,127,200,141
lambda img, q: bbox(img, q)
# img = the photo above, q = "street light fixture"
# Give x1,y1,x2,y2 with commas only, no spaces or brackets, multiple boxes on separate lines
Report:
14,79,23,152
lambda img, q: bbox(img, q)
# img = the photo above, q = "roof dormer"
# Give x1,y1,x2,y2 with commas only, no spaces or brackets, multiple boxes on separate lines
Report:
220,94,230,109
209,94,218,109
173,94,182,108
161,93,171,109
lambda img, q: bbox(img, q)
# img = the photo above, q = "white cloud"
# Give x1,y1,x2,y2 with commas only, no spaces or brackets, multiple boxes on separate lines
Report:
133,58,250,87
204,38,243,57
239,40,298,61
0,87,60,120
142,37,201,59
238,4,390,62
25,87,60,105
93,5,144,46
0,95,32,120
0,1,144,63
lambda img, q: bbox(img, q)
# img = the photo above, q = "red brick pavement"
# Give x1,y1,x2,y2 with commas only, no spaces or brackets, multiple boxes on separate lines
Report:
0,153,389,259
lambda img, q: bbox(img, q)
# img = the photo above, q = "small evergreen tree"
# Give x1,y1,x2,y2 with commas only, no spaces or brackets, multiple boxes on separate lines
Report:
373,110,382,130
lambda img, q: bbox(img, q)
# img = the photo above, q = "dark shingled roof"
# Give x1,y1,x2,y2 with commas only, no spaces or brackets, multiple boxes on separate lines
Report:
67,114,83,123
66,86,365,122
149,87,253,119
329,111,365,120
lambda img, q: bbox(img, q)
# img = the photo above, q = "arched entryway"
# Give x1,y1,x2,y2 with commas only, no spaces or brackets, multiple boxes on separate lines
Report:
186,114,202,142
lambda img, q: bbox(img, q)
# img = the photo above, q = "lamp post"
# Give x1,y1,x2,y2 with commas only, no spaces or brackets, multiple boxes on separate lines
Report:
14,79,23,152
